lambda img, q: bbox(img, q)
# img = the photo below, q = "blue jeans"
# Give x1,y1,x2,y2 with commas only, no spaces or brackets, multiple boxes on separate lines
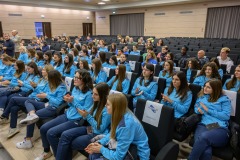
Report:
26,106,57,138
24,99,45,112
56,126,97,160
89,153,104,160
0,90,27,109
40,114,79,157
188,124,229,160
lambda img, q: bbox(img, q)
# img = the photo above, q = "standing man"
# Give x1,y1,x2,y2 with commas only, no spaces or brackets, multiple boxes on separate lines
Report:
11,30,21,58
3,33,15,57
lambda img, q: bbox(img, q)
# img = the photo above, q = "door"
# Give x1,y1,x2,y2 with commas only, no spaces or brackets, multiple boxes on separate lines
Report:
82,23,92,36
42,22,52,38
0,22,3,37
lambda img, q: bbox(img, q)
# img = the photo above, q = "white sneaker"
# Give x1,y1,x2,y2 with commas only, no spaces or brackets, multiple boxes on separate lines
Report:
34,152,52,160
16,139,33,149
7,128,20,138
20,113,39,125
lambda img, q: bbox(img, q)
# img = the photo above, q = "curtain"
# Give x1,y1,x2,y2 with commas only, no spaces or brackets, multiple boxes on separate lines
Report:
110,13,144,36
205,6,240,39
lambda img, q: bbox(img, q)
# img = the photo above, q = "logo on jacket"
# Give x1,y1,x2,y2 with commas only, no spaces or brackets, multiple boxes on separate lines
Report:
148,105,158,113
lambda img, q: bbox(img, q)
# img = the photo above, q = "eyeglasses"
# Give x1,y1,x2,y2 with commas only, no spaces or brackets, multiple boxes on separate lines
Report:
74,76,82,80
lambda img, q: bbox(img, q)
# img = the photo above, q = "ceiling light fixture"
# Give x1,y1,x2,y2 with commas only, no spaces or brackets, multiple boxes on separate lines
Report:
102,0,110,1
113,11,116,14
98,2,106,5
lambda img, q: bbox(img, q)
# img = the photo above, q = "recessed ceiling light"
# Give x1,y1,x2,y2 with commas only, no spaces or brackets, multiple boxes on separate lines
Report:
98,2,106,5
113,11,115,14
102,0,110,1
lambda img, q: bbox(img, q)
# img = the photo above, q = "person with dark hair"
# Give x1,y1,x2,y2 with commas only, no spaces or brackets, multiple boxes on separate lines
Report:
35,51,45,68
193,62,221,87
56,83,111,160
175,46,190,68
53,52,64,75
107,65,130,94
98,40,108,53
80,49,91,64
131,63,158,109
61,47,68,60
91,59,107,84
3,33,15,57
41,41,49,53
70,48,79,64
223,64,240,92
157,45,169,62
129,45,140,56
186,58,200,82
160,52,176,66
118,54,131,72
159,60,174,87
79,60,90,72
44,51,54,66
86,93,150,160
161,71,192,118
26,48,36,64
63,54,76,78
99,52,108,67
189,79,231,160
210,57,223,78
0,55,16,82
156,39,164,47
91,46,98,59
107,56,118,69
109,43,117,55
35,69,93,159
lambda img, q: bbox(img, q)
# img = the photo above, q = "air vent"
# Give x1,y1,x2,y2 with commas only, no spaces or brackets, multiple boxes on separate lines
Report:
8,13,22,16
154,13,165,16
98,16,106,19
179,11,193,14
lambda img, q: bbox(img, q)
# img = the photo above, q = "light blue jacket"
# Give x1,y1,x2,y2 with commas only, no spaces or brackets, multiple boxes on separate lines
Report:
158,71,172,87
218,68,223,78
186,68,191,82
80,56,91,64
131,78,158,106
66,88,93,120
0,60,6,71
74,56,79,64
102,62,108,68
91,70,107,84
21,74,41,92
193,75,210,87
54,63,64,75
194,94,231,128
106,64,117,69
141,58,158,66
2,64,15,81
161,88,192,118
46,83,67,107
9,72,27,87
28,78,49,100
98,47,108,53
86,107,111,135
99,112,150,160
130,50,140,56
63,65,76,78
107,76,130,94
35,60,45,68
118,61,131,72
18,52,29,64
223,79,240,92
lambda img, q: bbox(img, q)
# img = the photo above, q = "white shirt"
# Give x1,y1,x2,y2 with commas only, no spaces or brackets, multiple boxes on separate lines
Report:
217,56,234,73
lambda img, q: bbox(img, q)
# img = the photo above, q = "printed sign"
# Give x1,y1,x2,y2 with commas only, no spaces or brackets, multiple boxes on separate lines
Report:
223,90,237,116
65,77,73,92
129,61,136,71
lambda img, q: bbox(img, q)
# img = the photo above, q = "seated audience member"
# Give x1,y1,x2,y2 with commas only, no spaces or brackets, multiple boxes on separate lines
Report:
44,51,54,66
188,79,231,160
86,35,93,43
0,56,16,82
145,39,153,48
159,52,176,66
128,37,137,45
61,47,68,60
175,46,190,68
18,46,28,64
41,41,49,53
210,57,223,78
129,44,140,56
70,48,80,64
35,51,45,68
109,43,117,55
142,51,157,66
32,70,92,159
56,83,111,160
67,42,74,53
79,60,91,73
157,45,169,61
197,50,209,68
193,62,221,87
119,38,126,44
131,63,158,109
74,38,81,48
107,65,130,94
63,54,76,78
186,58,200,82
99,52,108,68
217,47,234,74
53,52,64,75
138,37,145,45
116,49,124,57
161,71,192,118
118,54,131,72
87,93,150,160
159,60,174,87
142,46,153,61
223,64,240,92
123,46,129,55
26,48,36,64
91,46,98,59
91,59,107,84
107,56,118,69
80,49,91,64
156,39,164,47
98,40,108,53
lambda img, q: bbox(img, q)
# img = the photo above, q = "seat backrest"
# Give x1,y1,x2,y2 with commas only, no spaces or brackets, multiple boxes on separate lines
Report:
222,74,232,86
190,69,200,83
153,77,166,101
230,65,237,75
154,64,162,76
126,72,138,94
128,55,141,62
135,99,174,157
106,52,114,59
188,83,202,115
220,64,227,74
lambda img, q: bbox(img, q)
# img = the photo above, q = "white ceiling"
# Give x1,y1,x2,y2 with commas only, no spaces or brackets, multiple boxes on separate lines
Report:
0,0,219,11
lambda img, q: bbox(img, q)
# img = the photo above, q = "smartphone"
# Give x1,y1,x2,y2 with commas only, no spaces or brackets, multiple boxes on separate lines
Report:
206,123,220,130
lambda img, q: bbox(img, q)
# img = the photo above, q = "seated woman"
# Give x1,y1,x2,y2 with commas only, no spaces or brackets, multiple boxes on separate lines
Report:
157,45,168,61
107,65,130,94
55,83,111,160
161,71,192,118
0,56,16,82
186,58,200,82
107,56,117,69
210,57,223,78
70,48,79,64
109,43,118,55
79,59,91,73
223,64,240,92
26,48,36,64
34,69,93,159
53,52,64,75
129,44,140,56
63,54,76,78
44,51,54,66
35,51,45,68
61,47,68,61
0,65,54,137
131,63,158,109
142,51,157,66
86,93,150,160
158,60,174,87
156,38,164,47
91,59,107,84
188,79,231,160
159,52,176,66
91,46,98,59
18,46,28,64
79,49,91,65
193,62,221,87
99,51,108,68
118,54,131,72
0,62,40,112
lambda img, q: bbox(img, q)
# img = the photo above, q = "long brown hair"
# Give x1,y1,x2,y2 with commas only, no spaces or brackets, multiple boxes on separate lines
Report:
48,70,63,92
110,65,126,92
168,71,190,101
92,58,102,77
64,54,74,74
196,62,221,79
14,60,25,78
79,60,90,70
44,51,52,65
198,79,222,102
89,83,109,129
186,58,200,70
2,55,16,63
226,65,240,92
162,60,174,77
75,69,93,93
108,93,128,139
